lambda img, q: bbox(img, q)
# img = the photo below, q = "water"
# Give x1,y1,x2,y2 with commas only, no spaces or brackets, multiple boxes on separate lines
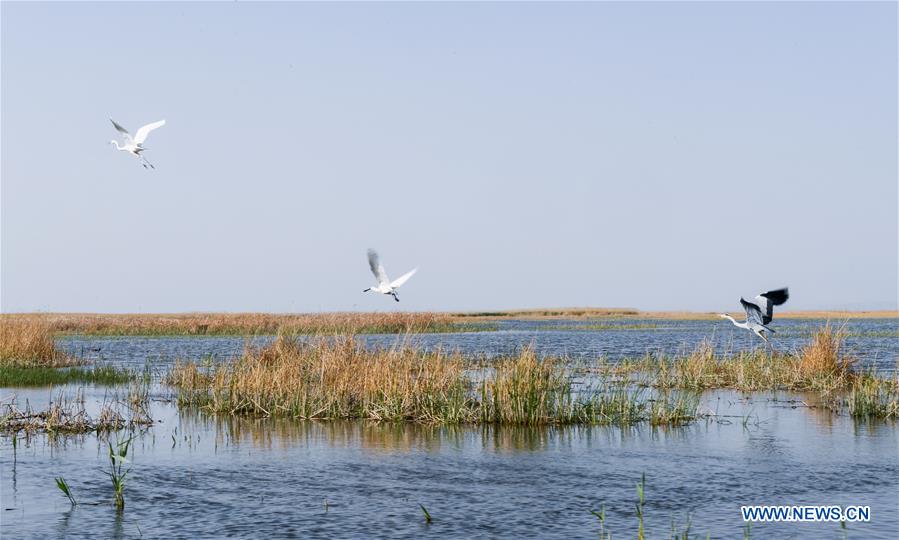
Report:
2,319,898,538
57,318,899,373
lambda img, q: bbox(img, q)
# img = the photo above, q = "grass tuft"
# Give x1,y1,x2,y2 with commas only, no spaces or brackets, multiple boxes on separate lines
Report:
106,435,133,511
0,364,134,386
55,476,77,505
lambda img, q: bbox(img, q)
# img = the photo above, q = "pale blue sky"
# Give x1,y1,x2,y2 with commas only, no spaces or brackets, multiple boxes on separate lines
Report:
2,1,896,313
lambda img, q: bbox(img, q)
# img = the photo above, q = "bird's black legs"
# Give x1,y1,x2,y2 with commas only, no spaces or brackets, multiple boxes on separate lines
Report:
759,331,779,355
391,293,399,302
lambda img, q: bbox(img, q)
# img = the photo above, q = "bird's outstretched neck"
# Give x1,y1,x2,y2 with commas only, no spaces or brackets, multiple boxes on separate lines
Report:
110,141,125,151
718,314,745,328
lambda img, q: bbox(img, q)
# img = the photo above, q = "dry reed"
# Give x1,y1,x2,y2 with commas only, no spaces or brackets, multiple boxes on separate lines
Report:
168,337,700,426
2,312,472,336
632,324,860,392
0,399,152,434
0,318,76,367
623,324,898,418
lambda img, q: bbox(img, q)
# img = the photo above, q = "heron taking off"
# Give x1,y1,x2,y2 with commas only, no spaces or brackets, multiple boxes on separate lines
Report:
109,118,166,169
718,288,789,342
363,249,417,302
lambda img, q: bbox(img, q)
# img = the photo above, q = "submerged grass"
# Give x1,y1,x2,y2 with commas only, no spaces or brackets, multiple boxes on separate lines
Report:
2,312,490,336
0,364,134,386
168,337,701,426
593,473,711,540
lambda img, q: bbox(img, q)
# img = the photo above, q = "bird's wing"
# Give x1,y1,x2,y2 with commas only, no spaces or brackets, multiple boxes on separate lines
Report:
110,119,133,143
390,268,417,289
133,120,166,145
367,249,390,286
756,288,789,325
740,298,764,326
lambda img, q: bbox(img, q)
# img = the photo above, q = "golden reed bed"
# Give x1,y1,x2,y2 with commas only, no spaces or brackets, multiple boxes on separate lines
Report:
1,312,459,337
0,312,462,366
3,308,893,338
0,318,76,367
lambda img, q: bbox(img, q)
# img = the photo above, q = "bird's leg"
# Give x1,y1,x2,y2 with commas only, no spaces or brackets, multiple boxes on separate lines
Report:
758,331,777,356
140,155,155,169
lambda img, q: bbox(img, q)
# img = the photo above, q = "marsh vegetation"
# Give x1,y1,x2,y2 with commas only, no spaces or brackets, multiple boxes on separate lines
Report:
2,315,896,538
0,364,134,386
605,324,899,418
1,312,491,337
168,337,701,426
0,318,76,367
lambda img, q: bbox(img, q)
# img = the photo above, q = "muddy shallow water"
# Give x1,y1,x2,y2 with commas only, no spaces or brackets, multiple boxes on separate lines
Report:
2,318,897,539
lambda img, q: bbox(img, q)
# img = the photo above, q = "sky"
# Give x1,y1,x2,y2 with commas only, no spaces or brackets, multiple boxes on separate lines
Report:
1,1,896,313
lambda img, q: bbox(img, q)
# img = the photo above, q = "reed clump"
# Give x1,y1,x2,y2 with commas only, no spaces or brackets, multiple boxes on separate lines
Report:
844,371,899,419
170,336,474,422
795,323,856,379
625,325,898,419
2,312,479,336
0,318,76,367
169,337,700,426
634,325,861,392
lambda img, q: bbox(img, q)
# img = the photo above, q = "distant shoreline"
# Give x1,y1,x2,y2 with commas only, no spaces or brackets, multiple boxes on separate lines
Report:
450,308,899,320
3,309,896,321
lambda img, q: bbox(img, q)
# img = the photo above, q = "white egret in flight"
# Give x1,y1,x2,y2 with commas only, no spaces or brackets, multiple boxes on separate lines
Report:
109,119,166,169
363,249,417,302
718,287,789,342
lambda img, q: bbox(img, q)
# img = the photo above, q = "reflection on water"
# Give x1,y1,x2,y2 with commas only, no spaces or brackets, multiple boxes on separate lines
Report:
2,384,897,539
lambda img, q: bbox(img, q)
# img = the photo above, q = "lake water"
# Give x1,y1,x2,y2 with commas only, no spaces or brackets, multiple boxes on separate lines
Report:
55,317,899,373
2,318,897,538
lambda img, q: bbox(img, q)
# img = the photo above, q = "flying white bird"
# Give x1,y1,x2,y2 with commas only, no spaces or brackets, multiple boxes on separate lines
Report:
109,119,166,169
363,249,417,302
718,287,789,342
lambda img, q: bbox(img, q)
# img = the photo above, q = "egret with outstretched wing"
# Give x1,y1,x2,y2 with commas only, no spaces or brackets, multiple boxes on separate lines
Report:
109,119,166,169
719,288,789,342
363,249,418,302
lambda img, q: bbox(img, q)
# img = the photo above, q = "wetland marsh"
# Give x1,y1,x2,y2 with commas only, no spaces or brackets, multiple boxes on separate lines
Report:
1,315,897,538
